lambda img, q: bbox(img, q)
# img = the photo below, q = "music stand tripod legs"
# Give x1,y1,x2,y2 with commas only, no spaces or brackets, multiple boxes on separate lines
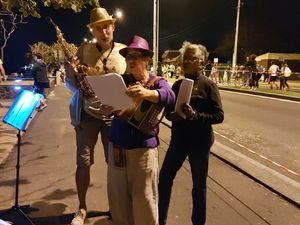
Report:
1,90,42,224
0,131,35,225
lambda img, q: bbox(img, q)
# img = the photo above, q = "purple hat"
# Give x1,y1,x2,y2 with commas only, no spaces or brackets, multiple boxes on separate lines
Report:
120,35,154,58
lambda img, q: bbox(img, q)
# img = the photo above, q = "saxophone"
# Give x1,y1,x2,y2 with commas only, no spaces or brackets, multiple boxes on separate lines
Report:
48,17,105,119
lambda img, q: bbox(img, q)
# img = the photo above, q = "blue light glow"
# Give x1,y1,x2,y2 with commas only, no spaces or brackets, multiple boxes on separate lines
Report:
15,79,22,82
3,90,43,131
14,86,22,90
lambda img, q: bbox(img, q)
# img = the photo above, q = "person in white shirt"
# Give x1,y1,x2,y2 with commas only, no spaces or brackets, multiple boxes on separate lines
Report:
268,61,279,89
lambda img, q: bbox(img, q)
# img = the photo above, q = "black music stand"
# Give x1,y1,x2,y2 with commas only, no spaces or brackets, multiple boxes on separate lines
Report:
0,90,42,225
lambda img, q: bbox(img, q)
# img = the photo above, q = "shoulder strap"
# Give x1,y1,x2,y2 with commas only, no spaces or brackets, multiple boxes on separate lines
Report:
146,75,166,129
145,76,161,89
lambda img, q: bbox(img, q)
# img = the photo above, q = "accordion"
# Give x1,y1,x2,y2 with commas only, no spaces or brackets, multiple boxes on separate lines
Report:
118,76,165,135
126,99,164,135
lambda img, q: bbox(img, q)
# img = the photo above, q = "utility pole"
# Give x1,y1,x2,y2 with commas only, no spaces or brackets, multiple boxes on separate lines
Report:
232,0,241,69
153,0,159,75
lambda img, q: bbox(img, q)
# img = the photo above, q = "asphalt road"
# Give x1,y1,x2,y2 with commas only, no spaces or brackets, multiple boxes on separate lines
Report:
214,90,300,181
158,124,300,225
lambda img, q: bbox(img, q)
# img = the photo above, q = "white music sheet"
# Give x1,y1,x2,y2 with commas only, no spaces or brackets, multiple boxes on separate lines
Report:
0,219,11,225
86,73,135,110
174,78,194,118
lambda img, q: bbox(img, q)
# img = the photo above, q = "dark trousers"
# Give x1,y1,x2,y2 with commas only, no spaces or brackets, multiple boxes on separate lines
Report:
279,76,285,90
283,77,290,89
279,76,290,90
158,139,210,225
253,73,262,88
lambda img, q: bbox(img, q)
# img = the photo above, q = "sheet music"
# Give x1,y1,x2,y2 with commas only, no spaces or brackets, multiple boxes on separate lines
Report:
0,219,12,225
86,73,135,110
174,78,194,119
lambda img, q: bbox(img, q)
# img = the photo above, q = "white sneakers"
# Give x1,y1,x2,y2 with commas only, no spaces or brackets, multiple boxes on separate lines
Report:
71,208,87,225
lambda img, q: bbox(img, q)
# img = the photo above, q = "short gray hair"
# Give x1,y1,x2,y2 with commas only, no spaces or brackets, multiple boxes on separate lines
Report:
179,41,209,61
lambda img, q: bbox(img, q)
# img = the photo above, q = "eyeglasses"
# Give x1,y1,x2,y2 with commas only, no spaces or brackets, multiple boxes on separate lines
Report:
126,53,144,60
183,57,205,63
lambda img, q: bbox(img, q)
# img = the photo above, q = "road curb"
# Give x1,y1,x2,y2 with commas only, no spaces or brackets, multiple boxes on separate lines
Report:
219,86,300,102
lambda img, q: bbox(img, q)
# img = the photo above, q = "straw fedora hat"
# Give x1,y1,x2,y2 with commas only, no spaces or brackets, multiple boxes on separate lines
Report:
120,35,154,58
87,7,116,28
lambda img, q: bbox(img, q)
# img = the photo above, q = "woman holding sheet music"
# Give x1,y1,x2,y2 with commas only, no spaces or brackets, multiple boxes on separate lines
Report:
106,35,175,225
158,42,224,225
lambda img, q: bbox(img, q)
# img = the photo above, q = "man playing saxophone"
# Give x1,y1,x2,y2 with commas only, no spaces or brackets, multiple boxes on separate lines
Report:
65,7,126,225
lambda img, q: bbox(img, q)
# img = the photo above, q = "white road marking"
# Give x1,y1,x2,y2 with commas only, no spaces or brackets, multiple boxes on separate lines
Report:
214,131,300,178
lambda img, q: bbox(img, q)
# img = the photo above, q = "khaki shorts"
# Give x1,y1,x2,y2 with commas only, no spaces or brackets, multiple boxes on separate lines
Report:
75,111,110,166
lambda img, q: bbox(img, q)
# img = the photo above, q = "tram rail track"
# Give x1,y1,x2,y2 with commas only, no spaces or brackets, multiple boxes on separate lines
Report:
159,121,300,225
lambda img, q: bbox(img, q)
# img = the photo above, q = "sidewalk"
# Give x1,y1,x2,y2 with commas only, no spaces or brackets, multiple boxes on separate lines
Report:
0,78,54,165
0,99,19,165
0,83,299,225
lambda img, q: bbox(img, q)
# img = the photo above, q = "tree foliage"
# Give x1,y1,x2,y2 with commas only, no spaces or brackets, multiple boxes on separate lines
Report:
30,41,78,71
1,0,100,17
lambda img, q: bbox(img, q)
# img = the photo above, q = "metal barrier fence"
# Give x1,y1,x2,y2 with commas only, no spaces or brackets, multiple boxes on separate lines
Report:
202,69,300,88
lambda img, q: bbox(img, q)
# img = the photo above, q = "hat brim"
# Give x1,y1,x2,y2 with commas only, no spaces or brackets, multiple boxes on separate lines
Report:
120,47,154,58
87,18,116,29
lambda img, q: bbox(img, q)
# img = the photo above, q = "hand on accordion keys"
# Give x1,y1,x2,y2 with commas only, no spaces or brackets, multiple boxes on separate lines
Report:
116,83,163,135
126,83,159,103
117,82,159,121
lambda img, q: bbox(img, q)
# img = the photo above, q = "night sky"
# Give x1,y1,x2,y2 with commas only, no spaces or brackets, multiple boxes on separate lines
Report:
3,0,300,73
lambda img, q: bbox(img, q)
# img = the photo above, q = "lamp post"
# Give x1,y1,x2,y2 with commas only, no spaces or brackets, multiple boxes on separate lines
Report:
153,0,159,75
232,0,241,70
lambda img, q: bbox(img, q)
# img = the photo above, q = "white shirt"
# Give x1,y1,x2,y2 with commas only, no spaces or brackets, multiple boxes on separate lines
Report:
269,64,279,76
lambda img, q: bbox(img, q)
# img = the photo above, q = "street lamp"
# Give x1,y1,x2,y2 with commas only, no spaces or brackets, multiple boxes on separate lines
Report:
153,0,159,75
232,0,241,70
115,8,123,19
